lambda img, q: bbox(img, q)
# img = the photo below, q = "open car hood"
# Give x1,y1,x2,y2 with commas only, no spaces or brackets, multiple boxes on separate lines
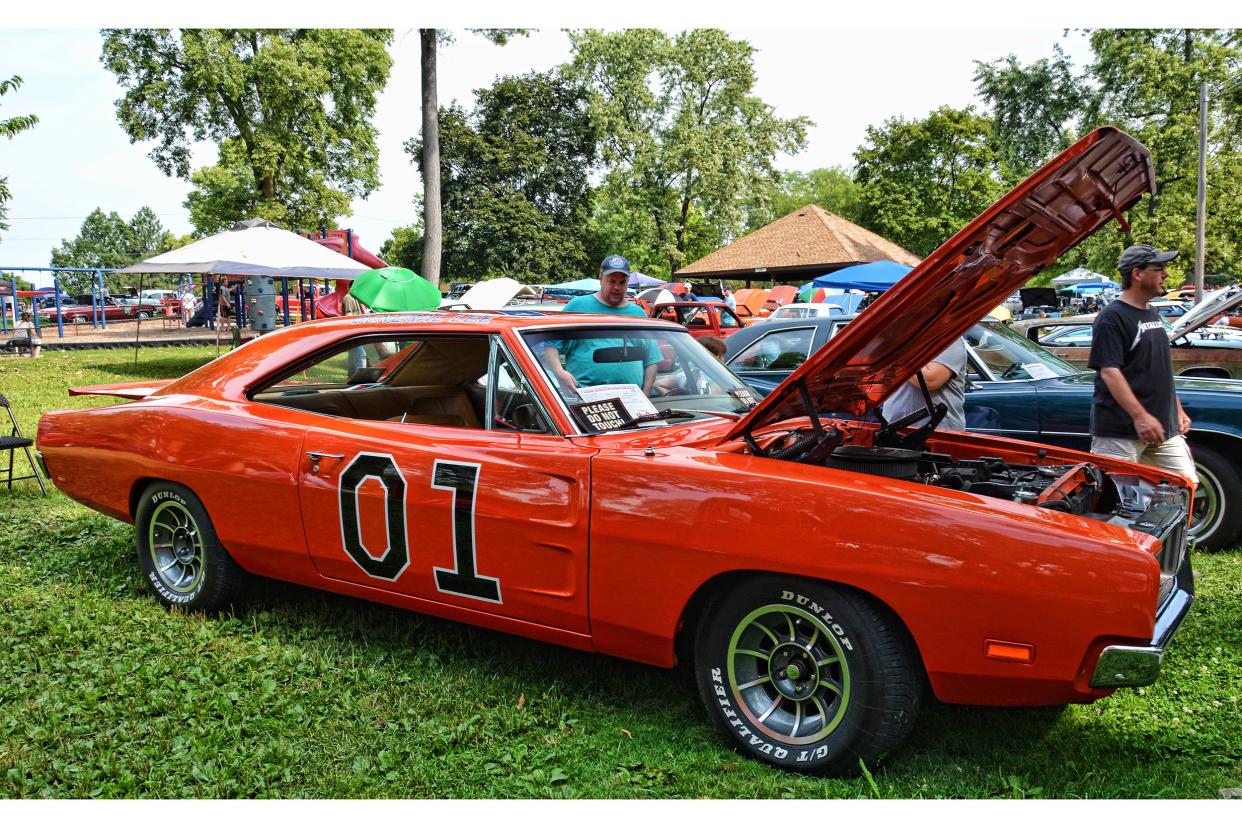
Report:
442,277,539,310
1170,284,1242,340
723,127,1154,443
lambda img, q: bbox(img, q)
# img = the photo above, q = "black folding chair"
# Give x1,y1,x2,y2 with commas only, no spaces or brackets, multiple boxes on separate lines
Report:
0,393,47,495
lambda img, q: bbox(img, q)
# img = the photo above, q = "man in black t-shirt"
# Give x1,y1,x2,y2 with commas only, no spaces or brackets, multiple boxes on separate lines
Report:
1087,244,1197,484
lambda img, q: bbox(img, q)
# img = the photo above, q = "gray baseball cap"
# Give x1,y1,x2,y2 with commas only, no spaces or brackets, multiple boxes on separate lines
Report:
1118,244,1178,274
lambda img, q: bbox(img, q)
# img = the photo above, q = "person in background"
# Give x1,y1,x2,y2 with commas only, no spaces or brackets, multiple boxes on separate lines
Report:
15,311,42,358
699,334,727,363
542,255,660,394
179,284,197,326
215,280,234,329
722,286,736,309
881,340,968,431
1088,244,1197,485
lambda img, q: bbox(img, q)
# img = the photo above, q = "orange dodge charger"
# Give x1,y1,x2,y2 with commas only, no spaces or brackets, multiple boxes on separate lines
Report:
37,128,1193,775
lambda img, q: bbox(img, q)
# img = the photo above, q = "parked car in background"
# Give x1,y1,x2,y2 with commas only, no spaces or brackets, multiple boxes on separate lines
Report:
37,295,173,324
1012,285,1242,380
1149,299,1189,320
726,314,1242,551
648,301,746,339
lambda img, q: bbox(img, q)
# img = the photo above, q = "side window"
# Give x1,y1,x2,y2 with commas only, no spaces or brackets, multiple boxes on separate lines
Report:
717,309,740,329
490,346,553,433
253,335,490,429
727,328,815,371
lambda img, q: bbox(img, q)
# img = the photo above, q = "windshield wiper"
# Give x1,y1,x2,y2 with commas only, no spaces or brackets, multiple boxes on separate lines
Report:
603,409,730,431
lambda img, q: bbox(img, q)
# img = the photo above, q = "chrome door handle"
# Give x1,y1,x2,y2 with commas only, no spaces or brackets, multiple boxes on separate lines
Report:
306,451,345,461
306,451,345,474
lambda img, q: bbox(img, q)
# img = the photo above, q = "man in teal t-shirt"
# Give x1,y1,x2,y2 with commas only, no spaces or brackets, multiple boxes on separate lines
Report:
542,255,661,394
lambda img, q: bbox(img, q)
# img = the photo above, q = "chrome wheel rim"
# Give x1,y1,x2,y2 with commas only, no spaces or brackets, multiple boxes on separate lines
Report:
726,604,851,745
148,500,204,594
1189,461,1221,545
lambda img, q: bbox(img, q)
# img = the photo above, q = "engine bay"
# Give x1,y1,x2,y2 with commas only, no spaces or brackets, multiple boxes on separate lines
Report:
751,423,1189,547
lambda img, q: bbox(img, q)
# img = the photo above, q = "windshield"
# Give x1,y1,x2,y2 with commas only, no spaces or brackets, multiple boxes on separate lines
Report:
969,321,1078,380
522,326,758,432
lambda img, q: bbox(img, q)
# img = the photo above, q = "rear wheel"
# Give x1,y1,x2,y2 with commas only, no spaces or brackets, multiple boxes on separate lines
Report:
1188,443,1242,551
137,310,152,319
694,576,922,775
135,481,245,611
70,314,88,324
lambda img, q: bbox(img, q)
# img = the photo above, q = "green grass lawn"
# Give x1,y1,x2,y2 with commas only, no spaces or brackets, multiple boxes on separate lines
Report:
1,348,1239,798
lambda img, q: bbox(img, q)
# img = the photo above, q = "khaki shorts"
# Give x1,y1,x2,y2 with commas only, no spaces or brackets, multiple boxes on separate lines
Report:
1090,434,1199,485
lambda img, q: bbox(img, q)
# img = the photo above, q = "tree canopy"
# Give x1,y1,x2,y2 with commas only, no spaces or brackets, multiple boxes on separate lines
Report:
976,29,1242,282
567,28,810,277
101,29,392,234
49,207,182,294
403,70,599,283
744,167,867,233
853,106,1005,259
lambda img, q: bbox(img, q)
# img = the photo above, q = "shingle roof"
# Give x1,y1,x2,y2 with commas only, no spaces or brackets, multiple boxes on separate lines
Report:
675,204,920,277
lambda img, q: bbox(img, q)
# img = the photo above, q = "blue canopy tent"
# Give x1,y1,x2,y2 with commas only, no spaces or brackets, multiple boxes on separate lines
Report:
629,272,665,289
543,277,600,297
1069,280,1120,293
811,260,913,292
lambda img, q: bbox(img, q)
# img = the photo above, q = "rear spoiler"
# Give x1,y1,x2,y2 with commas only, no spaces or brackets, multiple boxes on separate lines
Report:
68,380,173,400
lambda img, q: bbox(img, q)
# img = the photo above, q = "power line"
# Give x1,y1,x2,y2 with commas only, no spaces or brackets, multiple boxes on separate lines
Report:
4,213,186,221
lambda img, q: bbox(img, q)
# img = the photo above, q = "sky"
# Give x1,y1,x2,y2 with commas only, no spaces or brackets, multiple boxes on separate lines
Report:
0,3,1233,288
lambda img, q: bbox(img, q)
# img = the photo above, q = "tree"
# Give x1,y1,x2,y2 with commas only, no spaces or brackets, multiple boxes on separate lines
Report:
417,28,530,288
567,29,810,276
50,207,180,294
744,166,866,233
1,74,38,237
853,106,1005,259
404,71,599,283
973,46,1088,186
101,29,393,234
975,29,1242,281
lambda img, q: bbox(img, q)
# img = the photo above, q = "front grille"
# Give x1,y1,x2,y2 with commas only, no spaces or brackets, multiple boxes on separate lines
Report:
1132,488,1189,604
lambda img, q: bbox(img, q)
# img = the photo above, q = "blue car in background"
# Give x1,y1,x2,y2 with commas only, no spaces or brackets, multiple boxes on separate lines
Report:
725,316,1242,550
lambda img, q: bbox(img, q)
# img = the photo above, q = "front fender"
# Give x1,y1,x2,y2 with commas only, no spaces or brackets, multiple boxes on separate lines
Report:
587,445,1161,706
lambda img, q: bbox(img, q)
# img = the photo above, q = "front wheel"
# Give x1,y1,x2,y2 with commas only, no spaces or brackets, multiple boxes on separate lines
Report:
694,576,923,775
1188,443,1242,551
134,481,246,611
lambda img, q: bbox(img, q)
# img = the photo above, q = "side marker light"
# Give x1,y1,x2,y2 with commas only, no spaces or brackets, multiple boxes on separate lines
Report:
984,640,1035,664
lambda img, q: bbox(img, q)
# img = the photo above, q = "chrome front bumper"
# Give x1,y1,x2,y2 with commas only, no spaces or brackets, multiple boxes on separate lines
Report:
1090,550,1194,689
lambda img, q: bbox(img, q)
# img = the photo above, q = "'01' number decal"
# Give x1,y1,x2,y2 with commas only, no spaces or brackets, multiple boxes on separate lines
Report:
337,453,501,603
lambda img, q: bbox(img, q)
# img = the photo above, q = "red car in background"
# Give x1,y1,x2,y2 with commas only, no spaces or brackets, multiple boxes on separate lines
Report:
649,301,747,339
39,295,176,324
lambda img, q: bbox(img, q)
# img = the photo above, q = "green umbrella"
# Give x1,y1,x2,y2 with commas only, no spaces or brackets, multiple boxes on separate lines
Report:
347,267,441,312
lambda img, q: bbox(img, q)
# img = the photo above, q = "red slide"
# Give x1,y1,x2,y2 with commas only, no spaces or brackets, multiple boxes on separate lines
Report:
310,230,389,317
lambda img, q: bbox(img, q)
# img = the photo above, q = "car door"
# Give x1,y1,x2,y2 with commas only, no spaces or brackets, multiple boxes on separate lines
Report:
294,333,594,634
713,305,743,336
960,349,1046,441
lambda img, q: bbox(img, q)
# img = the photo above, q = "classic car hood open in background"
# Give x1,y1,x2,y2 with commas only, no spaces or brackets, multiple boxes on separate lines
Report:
724,127,1155,443
1171,284,1242,340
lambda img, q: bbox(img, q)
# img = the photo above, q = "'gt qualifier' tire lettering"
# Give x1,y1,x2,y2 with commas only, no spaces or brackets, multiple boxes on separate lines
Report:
336,455,501,603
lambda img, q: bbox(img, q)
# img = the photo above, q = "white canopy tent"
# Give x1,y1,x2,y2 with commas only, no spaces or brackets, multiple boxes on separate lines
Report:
117,218,372,278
